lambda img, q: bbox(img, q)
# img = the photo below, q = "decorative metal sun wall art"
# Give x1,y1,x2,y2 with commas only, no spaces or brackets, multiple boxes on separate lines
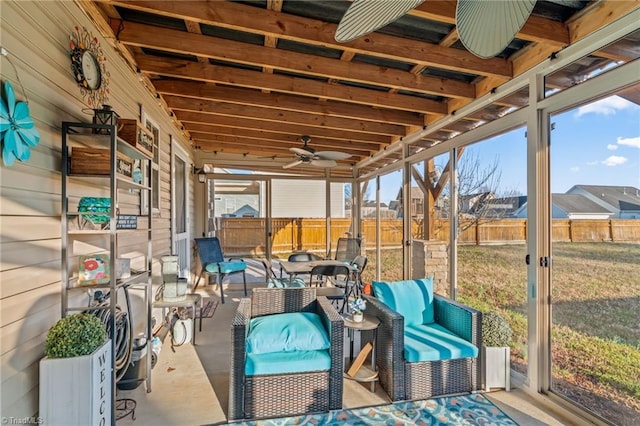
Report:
69,26,110,107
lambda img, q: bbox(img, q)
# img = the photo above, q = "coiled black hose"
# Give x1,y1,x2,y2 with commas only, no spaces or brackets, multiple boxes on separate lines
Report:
86,287,133,383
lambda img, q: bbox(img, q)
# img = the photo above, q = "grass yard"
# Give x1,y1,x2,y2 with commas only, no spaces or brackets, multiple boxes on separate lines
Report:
363,242,640,425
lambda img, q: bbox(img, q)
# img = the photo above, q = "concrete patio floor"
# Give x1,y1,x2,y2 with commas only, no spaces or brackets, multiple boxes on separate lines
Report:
116,260,572,425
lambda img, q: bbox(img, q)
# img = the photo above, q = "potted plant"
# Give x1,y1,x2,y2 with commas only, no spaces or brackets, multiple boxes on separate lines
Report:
40,313,112,425
482,311,512,391
349,298,366,322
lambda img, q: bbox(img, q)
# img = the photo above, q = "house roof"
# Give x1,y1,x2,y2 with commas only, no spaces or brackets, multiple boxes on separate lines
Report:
570,185,640,211
363,200,388,208
553,193,614,215
83,1,640,177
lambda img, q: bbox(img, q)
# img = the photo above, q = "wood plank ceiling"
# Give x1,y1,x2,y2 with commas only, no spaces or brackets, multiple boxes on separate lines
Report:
87,0,639,177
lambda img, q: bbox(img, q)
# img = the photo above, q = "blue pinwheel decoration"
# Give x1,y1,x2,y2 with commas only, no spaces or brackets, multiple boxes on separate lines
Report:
0,80,40,166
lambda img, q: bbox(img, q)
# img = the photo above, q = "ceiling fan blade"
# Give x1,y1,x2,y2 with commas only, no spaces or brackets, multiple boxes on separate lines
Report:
310,159,337,168
283,159,303,169
291,147,314,157
335,0,426,43
456,0,536,59
315,151,352,161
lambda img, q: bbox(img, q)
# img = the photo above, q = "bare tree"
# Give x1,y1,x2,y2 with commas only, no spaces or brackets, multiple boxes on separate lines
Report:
407,150,520,239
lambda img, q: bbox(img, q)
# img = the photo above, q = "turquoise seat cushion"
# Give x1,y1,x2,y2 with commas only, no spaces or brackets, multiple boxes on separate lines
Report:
205,260,246,274
372,278,434,325
404,323,478,362
246,312,330,354
245,349,331,375
267,277,306,288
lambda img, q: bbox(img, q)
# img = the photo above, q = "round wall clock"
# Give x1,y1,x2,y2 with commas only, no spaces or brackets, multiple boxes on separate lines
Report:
69,26,110,107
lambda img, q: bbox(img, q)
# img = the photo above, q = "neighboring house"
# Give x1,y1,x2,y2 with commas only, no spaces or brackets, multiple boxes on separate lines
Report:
460,192,494,217
479,196,528,218
514,194,614,219
394,187,429,218
233,204,259,218
212,171,346,218
391,187,449,219
271,179,345,218
213,179,262,217
362,200,393,218
567,185,640,218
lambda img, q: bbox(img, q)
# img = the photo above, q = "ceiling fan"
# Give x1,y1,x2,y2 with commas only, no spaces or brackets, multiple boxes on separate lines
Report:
283,136,351,169
335,0,537,59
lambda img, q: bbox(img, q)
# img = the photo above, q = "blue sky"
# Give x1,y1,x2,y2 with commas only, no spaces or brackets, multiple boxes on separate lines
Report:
377,94,640,204
551,95,640,193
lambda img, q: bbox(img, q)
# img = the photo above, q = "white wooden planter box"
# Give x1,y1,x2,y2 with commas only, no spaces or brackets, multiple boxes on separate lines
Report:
39,340,112,426
483,346,510,391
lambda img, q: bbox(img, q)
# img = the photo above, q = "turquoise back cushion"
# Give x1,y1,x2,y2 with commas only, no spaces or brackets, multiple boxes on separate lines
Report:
372,277,434,325
246,312,330,354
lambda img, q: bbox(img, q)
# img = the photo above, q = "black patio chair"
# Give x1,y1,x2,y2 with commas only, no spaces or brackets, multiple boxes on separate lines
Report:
334,237,361,263
309,264,349,312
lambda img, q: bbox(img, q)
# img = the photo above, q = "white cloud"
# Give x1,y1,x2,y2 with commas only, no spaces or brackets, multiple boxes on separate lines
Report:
575,96,635,117
602,155,628,166
617,136,640,149
607,144,618,150
570,166,580,172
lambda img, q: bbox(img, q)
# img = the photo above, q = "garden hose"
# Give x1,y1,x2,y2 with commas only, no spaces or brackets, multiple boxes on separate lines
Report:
85,287,134,383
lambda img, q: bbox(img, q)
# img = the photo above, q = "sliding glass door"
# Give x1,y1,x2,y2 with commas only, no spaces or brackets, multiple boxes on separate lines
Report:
548,85,640,425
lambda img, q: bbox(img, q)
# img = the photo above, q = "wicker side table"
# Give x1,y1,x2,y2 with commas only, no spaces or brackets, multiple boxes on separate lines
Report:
343,314,380,392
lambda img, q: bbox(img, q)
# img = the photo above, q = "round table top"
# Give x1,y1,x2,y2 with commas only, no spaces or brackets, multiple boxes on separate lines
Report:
342,314,379,330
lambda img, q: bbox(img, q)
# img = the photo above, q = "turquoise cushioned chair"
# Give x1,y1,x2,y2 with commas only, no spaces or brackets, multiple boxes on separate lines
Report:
194,237,247,304
364,278,482,402
229,287,344,420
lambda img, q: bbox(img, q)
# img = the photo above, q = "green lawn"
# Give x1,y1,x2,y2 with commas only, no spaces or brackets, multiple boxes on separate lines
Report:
363,242,640,422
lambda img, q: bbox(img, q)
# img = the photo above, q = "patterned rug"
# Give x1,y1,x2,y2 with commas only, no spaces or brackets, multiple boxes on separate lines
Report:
232,394,517,425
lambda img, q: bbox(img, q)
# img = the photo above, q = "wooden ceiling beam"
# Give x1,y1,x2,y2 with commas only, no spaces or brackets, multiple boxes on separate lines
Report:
188,133,370,158
174,111,394,144
511,2,639,78
117,21,474,100
568,1,640,42
186,125,381,154
105,0,511,78
152,79,425,126
136,55,447,115
410,0,569,46
165,95,404,136
193,139,358,165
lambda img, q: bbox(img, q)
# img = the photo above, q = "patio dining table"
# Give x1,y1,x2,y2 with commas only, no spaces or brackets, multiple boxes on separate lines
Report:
279,259,355,280
279,260,357,307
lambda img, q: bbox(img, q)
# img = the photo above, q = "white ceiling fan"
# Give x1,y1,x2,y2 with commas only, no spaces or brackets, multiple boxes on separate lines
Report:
283,135,351,169
335,0,537,59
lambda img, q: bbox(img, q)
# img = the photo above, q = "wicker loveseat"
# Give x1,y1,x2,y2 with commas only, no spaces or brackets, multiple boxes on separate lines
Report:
228,287,344,420
363,278,482,402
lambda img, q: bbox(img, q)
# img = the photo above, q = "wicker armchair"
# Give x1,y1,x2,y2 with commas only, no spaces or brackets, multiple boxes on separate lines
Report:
363,291,482,402
229,287,344,420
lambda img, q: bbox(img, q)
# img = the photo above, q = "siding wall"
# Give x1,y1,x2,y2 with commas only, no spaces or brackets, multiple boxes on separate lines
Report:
0,1,193,418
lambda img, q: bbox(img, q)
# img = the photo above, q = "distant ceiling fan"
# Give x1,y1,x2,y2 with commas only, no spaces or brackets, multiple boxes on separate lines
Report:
335,0,537,59
283,135,351,169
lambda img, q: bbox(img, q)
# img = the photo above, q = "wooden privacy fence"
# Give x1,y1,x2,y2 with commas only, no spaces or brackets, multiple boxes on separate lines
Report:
216,218,640,255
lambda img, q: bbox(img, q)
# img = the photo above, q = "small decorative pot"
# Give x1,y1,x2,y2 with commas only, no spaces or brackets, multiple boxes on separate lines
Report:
352,312,364,322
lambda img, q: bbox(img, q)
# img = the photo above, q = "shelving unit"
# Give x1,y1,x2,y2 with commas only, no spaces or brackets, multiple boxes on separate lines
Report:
61,121,153,424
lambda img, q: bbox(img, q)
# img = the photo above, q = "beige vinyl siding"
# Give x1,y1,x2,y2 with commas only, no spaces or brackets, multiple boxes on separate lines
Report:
0,0,193,418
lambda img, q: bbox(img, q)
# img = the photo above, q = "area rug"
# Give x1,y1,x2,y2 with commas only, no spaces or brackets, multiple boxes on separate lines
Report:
232,394,517,425
185,298,218,319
